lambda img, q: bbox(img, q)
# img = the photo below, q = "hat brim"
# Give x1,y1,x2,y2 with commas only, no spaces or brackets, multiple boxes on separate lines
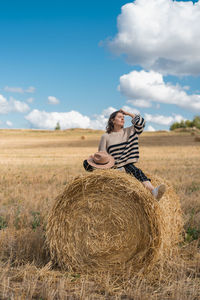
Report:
87,155,115,169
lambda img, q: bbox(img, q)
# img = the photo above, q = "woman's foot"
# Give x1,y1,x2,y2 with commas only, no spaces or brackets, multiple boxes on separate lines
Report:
152,184,166,200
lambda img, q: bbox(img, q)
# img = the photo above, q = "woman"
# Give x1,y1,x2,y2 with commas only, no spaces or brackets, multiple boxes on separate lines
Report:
83,109,166,200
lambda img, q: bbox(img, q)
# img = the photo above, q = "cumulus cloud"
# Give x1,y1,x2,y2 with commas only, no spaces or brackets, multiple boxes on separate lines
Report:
89,113,109,130
25,110,91,130
4,86,36,94
101,105,140,116
26,86,35,93
25,107,184,130
101,106,116,117
0,95,30,114
25,106,140,130
27,97,34,103
48,96,60,105
108,0,200,76
12,97,30,113
4,86,24,93
121,105,140,115
144,113,185,126
146,125,156,132
127,99,151,108
6,121,13,127
119,70,200,112
25,110,104,130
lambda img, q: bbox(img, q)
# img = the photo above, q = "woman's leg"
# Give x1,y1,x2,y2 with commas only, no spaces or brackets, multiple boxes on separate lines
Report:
123,163,165,200
83,160,95,172
123,163,151,184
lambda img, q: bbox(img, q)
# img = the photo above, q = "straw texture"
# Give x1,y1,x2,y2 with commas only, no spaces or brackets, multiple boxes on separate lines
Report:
46,170,183,275
195,135,200,142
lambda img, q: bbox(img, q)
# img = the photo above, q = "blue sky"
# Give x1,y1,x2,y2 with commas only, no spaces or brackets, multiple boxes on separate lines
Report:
0,0,200,131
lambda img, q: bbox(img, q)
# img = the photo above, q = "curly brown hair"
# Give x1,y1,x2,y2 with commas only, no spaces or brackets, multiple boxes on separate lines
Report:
106,110,122,134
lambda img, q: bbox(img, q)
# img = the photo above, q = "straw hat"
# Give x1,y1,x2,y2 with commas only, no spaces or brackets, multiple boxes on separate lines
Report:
87,151,115,169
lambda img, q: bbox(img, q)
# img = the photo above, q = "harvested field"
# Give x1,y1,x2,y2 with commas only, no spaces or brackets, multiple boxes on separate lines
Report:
0,129,200,299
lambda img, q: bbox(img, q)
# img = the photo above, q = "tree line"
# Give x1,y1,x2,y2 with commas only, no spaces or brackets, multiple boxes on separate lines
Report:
170,116,200,131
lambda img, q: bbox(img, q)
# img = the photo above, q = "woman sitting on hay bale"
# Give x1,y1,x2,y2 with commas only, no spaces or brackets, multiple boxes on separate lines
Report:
83,109,166,200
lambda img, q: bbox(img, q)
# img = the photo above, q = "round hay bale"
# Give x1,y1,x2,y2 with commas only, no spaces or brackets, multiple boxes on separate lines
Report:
194,135,200,142
81,135,86,140
46,170,183,275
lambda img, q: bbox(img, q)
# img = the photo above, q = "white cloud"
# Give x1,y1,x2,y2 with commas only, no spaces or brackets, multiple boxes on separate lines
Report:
6,121,13,127
127,99,151,108
102,106,116,117
4,86,24,93
89,113,109,130
26,86,35,93
101,106,140,117
48,96,60,105
144,113,185,126
11,97,30,113
0,94,30,114
108,0,200,76
119,70,200,112
121,105,140,115
4,86,36,94
27,97,34,103
25,110,91,130
146,125,156,132
25,106,144,130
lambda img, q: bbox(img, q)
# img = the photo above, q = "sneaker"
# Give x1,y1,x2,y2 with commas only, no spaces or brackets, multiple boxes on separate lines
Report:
152,184,166,200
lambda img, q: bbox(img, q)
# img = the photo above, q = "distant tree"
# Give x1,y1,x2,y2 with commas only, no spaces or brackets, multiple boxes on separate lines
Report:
180,120,186,128
170,122,181,131
55,121,61,130
185,120,193,128
193,116,200,129
170,116,200,131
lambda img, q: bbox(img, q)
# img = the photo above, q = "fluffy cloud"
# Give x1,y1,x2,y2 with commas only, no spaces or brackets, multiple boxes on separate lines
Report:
25,110,91,130
102,105,140,116
127,99,151,108
4,86,36,93
108,0,200,76
25,107,185,130
25,106,140,130
27,97,34,103
144,113,185,126
48,96,60,105
26,86,35,93
6,121,13,127
146,125,156,132
119,70,200,112
101,106,116,117
0,95,30,114
121,105,140,115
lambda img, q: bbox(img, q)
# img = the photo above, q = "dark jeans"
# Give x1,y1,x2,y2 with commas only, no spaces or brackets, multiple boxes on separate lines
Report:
83,160,150,182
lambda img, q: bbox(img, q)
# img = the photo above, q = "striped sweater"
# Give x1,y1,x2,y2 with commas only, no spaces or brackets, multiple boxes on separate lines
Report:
98,115,145,168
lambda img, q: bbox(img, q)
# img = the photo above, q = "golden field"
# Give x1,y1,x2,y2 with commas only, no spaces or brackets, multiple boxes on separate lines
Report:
0,129,199,299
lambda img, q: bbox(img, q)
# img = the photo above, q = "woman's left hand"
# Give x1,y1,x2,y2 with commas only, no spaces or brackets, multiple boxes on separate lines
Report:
119,109,128,115
119,109,135,118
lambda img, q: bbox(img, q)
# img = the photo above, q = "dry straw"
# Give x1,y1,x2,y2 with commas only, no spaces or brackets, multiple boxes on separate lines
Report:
46,170,183,275
194,135,200,142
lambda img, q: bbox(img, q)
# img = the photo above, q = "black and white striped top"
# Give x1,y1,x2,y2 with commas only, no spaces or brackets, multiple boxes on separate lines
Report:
98,115,145,168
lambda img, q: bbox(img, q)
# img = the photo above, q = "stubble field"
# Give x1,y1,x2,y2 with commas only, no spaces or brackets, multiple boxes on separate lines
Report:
0,129,199,299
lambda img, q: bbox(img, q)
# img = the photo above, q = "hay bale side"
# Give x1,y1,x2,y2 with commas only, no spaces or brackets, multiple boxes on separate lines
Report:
194,135,200,142
46,170,183,275
147,175,183,258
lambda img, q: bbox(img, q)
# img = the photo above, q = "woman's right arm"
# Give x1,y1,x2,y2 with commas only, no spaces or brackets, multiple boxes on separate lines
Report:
120,108,145,135
98,134,107,152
